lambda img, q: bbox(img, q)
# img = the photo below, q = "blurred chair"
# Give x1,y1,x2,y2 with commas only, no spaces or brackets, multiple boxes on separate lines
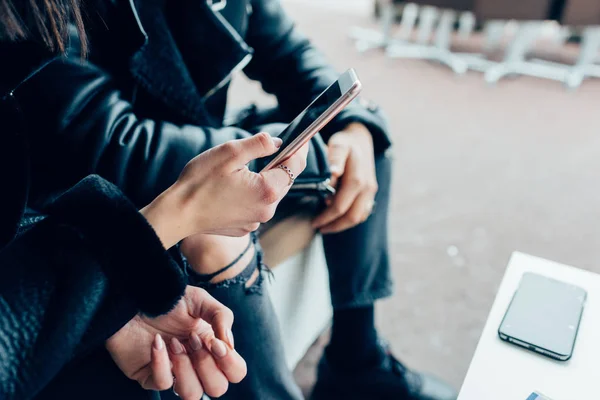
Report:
558,0,600,87
349,1,494,74
348,0,399,52
475,0,571,84
479,0,600,87
349,0,478,73
385,0,475,74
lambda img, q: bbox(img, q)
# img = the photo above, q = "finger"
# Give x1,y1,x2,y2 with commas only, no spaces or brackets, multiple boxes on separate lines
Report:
261,142,309,181
320,191,374,234
312,175,361,229
225,132,282,169
327,143,350,178
260,166,292,199
202,336,247,384
260,142,309,200
185,287,234,346
189,334,232,397
170,338,204,400
142,334,174,391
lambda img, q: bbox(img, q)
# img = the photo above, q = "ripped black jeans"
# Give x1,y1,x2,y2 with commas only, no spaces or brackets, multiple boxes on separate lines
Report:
178,234,305,400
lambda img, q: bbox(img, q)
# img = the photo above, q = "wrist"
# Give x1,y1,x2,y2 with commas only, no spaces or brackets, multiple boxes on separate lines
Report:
141,186,189,249
106,316,137,353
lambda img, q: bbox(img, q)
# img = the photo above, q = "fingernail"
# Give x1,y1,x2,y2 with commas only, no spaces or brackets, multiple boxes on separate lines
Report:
226,329,235,349
170,338,185,355
210,338,228,358
273,137,283,148
153,334,164,351
190,333,203,351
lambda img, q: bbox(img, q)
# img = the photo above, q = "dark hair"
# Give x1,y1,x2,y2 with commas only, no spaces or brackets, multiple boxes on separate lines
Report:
0,0,87,55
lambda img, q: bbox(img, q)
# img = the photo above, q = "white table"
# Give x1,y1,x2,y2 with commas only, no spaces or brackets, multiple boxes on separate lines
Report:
458,252,600,400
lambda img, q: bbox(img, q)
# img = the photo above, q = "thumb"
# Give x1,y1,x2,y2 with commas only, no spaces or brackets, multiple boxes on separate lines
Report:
229,132,283,168
327,144,349,178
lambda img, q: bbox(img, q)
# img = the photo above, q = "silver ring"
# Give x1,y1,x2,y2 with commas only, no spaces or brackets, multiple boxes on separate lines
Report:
278,164,295,185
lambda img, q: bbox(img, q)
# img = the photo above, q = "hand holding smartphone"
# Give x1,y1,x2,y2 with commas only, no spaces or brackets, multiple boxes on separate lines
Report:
260,68,362,172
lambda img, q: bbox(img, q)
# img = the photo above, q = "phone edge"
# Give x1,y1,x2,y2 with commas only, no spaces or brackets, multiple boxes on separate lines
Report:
260,79,362,172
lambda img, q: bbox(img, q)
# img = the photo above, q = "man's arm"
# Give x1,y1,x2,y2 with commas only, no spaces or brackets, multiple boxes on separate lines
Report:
244,0,392,153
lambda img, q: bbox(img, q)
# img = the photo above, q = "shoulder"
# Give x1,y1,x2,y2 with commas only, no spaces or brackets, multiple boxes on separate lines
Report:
0,40,56,95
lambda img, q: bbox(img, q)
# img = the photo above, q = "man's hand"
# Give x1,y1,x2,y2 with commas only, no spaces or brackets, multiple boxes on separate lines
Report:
106,286,246,400
312,123,378,234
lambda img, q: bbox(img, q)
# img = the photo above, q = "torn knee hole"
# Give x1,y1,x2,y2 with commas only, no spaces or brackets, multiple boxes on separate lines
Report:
244,268,260,288
206,245,256,284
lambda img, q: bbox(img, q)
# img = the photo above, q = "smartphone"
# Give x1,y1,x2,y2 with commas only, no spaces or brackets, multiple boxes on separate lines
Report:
498,272,587,361
260,68,362,171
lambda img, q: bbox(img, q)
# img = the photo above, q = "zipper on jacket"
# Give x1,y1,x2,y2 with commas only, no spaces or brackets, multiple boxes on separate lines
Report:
207,0,227,12
203,52,253,101
202,4,254,101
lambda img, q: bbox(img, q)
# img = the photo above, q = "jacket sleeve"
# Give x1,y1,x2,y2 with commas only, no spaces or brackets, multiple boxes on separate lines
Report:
10,57,251,209
0,175,186,400
244,0,392,153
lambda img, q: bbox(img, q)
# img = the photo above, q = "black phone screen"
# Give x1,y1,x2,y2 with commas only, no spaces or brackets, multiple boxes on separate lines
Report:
259,72,352,168
276,85,341,149
499,272,586,360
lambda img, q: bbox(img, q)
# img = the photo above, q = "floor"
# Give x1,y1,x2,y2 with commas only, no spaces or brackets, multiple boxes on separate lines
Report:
229,1,600,396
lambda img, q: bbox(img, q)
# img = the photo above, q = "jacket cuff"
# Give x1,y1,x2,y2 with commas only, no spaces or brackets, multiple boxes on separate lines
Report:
46,175,186,317
320,98,392,155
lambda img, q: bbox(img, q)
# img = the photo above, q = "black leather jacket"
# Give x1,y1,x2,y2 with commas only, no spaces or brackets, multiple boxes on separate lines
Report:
0,0,391,210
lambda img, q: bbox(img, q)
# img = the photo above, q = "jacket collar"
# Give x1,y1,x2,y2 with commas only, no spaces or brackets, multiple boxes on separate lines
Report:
122,0,253,125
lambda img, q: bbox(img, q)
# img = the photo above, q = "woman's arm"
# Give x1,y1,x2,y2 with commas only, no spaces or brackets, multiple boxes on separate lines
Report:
0,175,186,400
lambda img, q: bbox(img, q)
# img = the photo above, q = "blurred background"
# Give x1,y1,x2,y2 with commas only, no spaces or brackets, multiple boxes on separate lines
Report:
229,0,600,395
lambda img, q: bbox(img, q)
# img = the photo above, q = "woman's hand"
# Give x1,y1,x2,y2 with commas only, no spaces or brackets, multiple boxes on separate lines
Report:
312,123,378,234
141,132,308,248
106,286,246,399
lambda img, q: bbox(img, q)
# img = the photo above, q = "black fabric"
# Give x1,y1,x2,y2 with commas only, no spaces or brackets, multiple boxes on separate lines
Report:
326,306,386,371
36,347,160,400
313,346,458,400
45,176,187,317
0,176,186,400
0,94,29,247
4,56,250,209
320,152,394,309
